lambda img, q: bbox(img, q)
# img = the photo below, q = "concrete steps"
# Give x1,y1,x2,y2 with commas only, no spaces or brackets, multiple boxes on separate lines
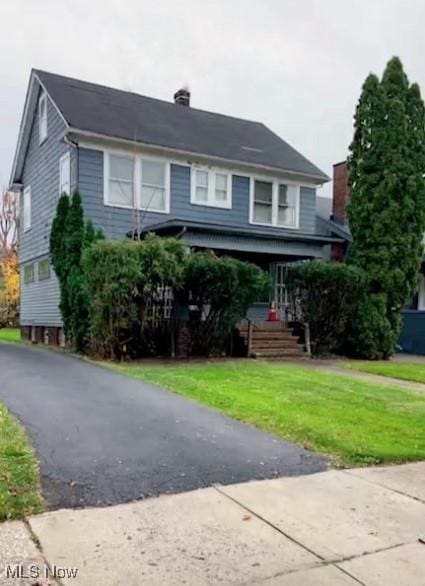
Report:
238,321,306,359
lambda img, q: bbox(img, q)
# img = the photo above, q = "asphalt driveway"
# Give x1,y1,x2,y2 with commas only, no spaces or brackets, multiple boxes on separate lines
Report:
0,343,327,509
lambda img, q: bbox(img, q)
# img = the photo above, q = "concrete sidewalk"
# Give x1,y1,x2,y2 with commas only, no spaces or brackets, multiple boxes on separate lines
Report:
1,463,425,585
299,359,425,393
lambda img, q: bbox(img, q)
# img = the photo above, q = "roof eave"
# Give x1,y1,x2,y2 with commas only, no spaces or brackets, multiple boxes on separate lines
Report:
67,128,330,185
9,70,69,187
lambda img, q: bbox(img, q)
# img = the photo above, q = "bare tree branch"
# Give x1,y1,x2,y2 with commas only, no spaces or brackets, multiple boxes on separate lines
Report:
0,190,19,256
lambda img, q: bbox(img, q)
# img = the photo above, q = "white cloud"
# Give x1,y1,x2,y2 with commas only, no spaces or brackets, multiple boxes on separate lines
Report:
1,0,425,198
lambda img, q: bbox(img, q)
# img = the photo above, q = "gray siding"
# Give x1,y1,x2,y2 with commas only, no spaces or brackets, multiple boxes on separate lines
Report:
20,86,76,262
19,83,74,326
20,256,62,326
78,148,319,240
79,148,167,239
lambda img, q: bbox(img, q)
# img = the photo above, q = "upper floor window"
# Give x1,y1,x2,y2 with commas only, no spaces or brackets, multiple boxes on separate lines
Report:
38,92,48,144
253,180,273,224
103,151,169,213
141,160,167,212
59,152,71,195
277,184,298,227
23,186,31,232
191,167,231,209
251,179,299,228
105,153,135,208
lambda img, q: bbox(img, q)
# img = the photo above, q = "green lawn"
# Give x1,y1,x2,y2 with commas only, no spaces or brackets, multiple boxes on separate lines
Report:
0,402,43,520
0,328,21,344
346,361,425,384
107,361,425,467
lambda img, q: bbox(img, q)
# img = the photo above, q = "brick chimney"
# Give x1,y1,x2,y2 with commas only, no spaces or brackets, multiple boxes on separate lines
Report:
332,161,350,224
174,87,190,107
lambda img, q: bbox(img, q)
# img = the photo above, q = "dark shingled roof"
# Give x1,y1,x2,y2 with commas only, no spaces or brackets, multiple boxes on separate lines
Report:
35,69,328,181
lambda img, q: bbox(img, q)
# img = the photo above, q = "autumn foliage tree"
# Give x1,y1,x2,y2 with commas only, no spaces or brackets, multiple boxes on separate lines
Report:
0,190,19,327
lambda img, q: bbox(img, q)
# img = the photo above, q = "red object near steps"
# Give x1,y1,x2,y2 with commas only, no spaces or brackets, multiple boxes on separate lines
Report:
267,302,279,322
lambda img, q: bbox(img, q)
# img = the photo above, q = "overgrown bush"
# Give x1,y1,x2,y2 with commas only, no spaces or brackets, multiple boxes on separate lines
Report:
287,261,365,356
83,239,268,359
179,251,270,355
83,236,186,359
344,293,398,360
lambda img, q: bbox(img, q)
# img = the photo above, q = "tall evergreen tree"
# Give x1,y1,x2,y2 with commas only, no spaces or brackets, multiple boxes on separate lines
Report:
50,194,72,336
50,193,103,351
347,57,425,357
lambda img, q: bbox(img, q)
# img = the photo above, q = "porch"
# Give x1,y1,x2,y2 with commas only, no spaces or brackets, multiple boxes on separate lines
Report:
136,219,341,358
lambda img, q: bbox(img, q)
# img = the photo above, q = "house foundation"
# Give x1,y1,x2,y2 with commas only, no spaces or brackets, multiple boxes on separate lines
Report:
21,326,64,347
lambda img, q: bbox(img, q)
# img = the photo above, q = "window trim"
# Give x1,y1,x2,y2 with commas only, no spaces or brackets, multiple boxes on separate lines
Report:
23,185,31,232
38,259,51,281
190,166,232,209
23,263,35,284
139,155,171,214
249,176,300,229
38,92,48,145
59,151,71,195
103,150,170,214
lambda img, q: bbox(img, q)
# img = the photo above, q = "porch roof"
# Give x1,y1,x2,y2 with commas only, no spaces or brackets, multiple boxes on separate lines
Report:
130,219,344,259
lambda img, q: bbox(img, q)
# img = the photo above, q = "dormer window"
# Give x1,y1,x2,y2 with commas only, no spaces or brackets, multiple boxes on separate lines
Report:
38,92,48,144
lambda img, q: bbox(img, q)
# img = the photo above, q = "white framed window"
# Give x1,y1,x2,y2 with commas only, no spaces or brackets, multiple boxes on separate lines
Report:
194,169,209,203
252,180,273,224
103,151,170,213
38,259,51,281
23,185,31,232
59,152,71,195
23,264,34,284
250,178,300,228
277,183,298,227
38,92,48,144
140,159,168,212
191,167,232,209
104,152,135,208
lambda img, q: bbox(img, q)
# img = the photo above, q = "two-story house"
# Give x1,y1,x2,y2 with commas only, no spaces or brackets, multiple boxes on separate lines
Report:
9,70,343,350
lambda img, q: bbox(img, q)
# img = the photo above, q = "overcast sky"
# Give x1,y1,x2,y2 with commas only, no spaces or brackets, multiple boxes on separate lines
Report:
1,0,425,197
